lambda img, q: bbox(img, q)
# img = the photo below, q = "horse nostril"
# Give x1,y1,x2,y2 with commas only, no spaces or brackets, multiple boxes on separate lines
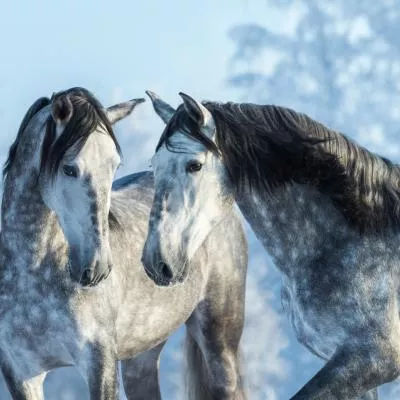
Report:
159,262,173,280
80,268,93,286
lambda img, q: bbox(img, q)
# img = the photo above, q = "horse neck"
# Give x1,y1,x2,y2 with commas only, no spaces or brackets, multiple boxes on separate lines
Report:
236,183,349,275
0,167,67,273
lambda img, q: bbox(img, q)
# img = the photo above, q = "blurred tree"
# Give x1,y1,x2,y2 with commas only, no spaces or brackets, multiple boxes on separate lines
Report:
229,0,400,157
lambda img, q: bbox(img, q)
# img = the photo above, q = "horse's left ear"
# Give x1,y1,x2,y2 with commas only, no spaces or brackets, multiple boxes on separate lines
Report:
179,92,214,131
51,94,73,125
106,98,145,125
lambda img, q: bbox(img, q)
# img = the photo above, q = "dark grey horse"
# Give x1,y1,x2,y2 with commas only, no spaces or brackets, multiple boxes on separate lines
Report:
143,91,400,400
0,88,248,399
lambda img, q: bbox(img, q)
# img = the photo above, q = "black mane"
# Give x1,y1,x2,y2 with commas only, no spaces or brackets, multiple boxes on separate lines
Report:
40,87,121,178
157,102,400,233
3,87,123,230
4,87,122,180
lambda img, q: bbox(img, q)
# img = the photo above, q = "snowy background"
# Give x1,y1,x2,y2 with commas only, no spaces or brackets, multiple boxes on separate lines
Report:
1,0,400,398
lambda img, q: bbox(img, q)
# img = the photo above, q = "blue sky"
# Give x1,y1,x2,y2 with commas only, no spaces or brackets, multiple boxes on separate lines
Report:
1,1,267,124
0,0,274,173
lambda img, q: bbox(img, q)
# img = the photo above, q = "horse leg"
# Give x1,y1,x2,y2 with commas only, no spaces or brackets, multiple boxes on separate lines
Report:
121,341,166,400
1,368,46,400
290,342,399,399
185,299,246,400
79,344,119,400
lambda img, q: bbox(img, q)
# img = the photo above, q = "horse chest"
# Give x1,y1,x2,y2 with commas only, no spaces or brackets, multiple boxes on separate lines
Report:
239,185,399,359
0,273,88,376
0,304,76,377
281,274,348,359
282,237,399,358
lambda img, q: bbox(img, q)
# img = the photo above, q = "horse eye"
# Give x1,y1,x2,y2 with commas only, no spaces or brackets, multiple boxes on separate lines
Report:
62,165,78,178
186,161,203,173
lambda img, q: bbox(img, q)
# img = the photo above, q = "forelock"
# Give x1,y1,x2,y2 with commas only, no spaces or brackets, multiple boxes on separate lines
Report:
40,87,122,179
155,105,219,155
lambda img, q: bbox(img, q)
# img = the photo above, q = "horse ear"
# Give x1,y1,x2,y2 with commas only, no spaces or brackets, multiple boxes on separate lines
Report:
146,90,176,124
51,95,73,125
106,98,145,125
179,92,214,133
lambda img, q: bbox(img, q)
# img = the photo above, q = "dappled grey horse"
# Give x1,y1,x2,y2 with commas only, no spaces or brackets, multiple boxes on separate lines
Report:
142,91,400,400
0,88,247,399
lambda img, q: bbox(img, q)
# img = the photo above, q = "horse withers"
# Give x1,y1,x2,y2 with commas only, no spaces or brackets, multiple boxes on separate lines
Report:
143,90,400,400
0,88,247,400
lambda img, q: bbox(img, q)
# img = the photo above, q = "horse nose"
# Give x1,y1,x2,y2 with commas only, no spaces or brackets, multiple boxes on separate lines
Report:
80,268,94,286
159,262,173,281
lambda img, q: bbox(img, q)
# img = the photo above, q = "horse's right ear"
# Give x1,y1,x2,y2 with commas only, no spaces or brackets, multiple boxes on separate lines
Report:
179,92,215,135
51,95,73,125
146,91,176,124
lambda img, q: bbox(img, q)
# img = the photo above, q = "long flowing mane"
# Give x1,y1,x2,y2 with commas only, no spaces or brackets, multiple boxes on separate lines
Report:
158,102,400,233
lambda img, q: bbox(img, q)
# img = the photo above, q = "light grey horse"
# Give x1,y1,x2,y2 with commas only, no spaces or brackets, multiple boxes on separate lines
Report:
0,87,247,400
142,91,400,400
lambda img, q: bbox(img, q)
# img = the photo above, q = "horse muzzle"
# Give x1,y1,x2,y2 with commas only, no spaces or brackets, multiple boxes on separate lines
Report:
69,260,112,287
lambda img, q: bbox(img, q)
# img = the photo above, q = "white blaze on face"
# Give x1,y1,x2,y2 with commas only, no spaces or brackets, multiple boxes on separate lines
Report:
150,131,233,272
41,127,120,274
61,130,119,247
144,91,236,278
